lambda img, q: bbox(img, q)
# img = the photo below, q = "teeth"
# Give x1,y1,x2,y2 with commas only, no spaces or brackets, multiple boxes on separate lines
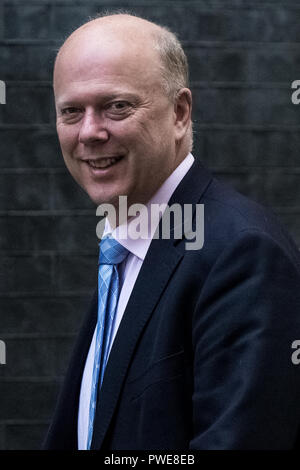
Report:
88,157,120,169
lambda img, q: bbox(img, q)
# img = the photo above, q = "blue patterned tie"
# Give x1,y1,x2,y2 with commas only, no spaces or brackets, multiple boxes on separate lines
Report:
87,235,129,449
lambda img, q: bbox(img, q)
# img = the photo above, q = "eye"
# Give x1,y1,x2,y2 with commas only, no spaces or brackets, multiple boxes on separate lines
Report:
107,101,132,114
61,107,81,115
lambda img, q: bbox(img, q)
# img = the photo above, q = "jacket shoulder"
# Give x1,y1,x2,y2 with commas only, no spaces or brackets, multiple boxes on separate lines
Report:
199,176,300,267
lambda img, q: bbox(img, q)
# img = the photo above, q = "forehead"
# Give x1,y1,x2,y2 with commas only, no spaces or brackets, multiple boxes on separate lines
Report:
54,29,163,101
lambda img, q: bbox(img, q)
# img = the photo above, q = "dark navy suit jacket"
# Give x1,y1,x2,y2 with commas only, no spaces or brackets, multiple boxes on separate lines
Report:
43,158,300,449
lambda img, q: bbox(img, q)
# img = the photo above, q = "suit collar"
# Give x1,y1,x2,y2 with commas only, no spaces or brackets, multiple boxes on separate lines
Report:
168,156,212,208
91,157,213,449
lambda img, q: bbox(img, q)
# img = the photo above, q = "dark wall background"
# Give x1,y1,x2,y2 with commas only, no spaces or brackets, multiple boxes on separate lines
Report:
0,0,300,450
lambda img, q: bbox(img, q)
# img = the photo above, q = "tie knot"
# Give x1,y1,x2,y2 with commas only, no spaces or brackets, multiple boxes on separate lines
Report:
99,235,129,265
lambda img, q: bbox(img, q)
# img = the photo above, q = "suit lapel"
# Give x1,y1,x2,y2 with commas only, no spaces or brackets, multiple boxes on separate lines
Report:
91,236,184,449
91,158,213,449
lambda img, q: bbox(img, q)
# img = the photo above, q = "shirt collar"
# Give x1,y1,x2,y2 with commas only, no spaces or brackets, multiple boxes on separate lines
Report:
102,153,195,261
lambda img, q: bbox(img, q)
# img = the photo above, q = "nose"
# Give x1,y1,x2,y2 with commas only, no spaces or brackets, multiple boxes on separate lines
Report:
78,109,109,144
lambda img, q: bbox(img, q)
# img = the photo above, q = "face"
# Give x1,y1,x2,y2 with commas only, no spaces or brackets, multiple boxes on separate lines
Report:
54,29,185,210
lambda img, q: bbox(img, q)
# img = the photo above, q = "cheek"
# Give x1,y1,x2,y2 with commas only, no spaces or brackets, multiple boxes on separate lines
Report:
139,111,174,144
111,111,158,143
57,125,78,154
124,121,160,150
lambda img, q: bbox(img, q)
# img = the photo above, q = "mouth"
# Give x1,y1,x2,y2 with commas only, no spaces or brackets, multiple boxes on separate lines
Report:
84,155,124,170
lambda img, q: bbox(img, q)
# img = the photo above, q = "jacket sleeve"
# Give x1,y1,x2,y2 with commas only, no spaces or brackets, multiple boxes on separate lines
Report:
190,229,300,449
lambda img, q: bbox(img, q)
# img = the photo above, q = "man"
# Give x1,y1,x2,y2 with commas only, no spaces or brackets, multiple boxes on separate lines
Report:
44,13,300,450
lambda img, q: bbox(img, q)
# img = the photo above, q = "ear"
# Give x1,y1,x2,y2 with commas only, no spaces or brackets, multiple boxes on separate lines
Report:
173,88,192,142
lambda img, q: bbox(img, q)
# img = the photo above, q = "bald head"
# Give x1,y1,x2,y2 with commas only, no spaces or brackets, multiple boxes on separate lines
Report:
60,13,164,48
54,13,189,101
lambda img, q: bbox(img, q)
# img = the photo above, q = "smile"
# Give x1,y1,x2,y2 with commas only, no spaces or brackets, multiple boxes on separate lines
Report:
85,156,124,169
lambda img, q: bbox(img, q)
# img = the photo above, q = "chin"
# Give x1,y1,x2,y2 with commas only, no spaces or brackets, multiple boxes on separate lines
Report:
85,182,135,207
88,192,120,207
